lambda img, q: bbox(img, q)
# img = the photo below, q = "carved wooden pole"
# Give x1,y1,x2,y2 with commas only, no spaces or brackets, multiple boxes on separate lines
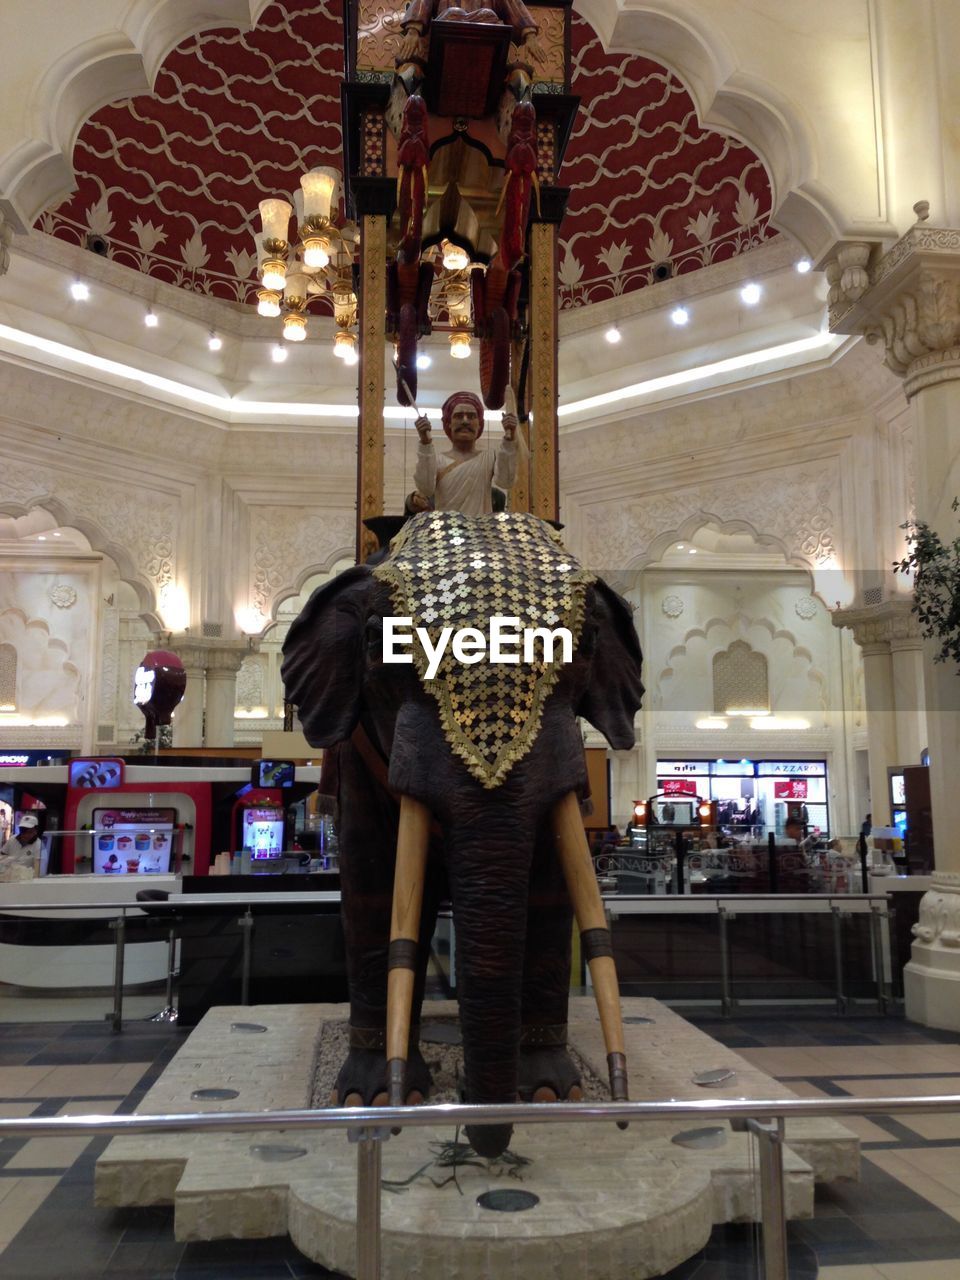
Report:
528,186,569,525
357,209,388,563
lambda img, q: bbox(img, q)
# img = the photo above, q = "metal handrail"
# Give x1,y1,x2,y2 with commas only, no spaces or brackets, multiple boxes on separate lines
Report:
2,1092,958,1280
0,1092,958,1137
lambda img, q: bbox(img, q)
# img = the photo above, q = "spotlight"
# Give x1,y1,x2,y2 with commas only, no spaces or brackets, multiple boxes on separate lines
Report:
795,258,812,274
208,332,223,351
740,282,762,305
144,309,158,328
271,344,288,363
670,306,690,326
605,326,622,344
416,353,432,370
70,281,90,301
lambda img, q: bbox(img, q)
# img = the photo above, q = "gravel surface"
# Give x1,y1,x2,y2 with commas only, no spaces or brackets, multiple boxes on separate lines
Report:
312,1016,608,1107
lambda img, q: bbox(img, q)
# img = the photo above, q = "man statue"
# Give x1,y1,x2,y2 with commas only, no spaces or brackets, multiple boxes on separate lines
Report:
413,391,524,515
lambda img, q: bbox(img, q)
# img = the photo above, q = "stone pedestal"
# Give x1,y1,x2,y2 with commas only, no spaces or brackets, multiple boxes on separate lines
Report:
828,222,960,1027
95,999,858,1280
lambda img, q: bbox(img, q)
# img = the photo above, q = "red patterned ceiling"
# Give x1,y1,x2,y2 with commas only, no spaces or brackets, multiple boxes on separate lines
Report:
40,1,776,312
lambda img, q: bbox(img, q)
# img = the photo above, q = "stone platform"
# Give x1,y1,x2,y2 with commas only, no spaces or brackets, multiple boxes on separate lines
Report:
95,999,859,1279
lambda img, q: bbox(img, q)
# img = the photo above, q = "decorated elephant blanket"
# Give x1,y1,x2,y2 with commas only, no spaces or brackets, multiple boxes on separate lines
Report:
373,511,595,788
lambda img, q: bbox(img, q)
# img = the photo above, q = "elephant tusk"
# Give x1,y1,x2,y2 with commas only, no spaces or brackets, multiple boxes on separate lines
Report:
551,791,629,1121
386,793,431,1109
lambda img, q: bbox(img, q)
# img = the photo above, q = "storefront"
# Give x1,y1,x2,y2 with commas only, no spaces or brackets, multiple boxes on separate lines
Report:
656,759,830,836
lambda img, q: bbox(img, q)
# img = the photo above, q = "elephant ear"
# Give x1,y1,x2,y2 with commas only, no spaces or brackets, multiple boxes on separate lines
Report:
576,579,644,749
280,565,372,747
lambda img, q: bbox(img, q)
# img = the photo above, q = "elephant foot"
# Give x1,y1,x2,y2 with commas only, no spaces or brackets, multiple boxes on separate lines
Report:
518,1043,582,1104
331,1046,432,1109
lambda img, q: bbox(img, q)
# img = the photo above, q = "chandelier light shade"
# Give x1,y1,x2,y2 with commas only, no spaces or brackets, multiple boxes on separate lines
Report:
282,312,308,342
333,330,357,361
449,329,472,359
257,288,282,318
300,168,338,221
258,198,293,243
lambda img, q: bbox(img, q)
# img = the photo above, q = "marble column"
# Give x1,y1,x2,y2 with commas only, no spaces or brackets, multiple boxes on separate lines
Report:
204,647,246,747
832,599,925,824
171,639,205,748
828,222,960,1028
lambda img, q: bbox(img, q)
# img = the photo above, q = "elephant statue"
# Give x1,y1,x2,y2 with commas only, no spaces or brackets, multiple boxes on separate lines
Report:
281,510,643,1156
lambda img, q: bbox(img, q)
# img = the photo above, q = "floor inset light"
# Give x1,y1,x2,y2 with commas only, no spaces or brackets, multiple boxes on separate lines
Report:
208,332,223,351
271,344,288,363
416,353,432,370
144,310,159,328
740,282,762,305
605,326,622,344
795,259,813,274
670,306,690,326
70,281,90,301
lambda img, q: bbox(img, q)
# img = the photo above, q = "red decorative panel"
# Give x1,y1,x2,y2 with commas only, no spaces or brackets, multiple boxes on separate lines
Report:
557,13,777,309
40,1,346,307
38,3,776,313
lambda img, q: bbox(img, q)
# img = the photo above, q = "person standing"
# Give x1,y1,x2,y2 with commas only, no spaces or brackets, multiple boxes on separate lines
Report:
0,813,42,881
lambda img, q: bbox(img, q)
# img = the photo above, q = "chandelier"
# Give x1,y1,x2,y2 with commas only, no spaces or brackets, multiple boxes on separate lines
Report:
255,167,359,363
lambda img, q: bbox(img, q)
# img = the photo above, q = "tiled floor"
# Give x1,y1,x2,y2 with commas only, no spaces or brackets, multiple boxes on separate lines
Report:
0,1011,958,1278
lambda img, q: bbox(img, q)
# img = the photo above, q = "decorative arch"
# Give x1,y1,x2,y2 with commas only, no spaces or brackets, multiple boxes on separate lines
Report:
0,0,260,228
713,639,769,715
576,0,846,258
0,498,161,627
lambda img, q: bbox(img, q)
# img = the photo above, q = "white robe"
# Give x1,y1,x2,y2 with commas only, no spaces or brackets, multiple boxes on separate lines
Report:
413,435,524,515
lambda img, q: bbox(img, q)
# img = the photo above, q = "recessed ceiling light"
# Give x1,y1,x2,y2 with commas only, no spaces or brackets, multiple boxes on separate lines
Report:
208,332,223,351
605,326,622,344
688,548,697,554
416,353,432,370
38,535,46,541
144,310,159,328
670,306,690,326
70,281,90,301
740,282,762,305
52,532,61,537
795,258,812,274
271,344,288,363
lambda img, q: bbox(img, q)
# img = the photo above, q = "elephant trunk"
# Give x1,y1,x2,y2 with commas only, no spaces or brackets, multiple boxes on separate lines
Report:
446,816,534,1158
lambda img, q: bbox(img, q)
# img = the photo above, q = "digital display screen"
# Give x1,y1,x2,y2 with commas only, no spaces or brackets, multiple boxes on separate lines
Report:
92,808,176,875
253,760,295,789
243,807,285,859
70,758,124,789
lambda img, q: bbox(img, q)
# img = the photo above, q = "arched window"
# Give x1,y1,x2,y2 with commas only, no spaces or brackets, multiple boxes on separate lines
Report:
0,643,17,710
713,640,769,716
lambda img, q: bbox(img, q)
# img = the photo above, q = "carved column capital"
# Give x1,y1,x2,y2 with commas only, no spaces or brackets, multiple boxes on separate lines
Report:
170,636,247,675
831,597,922,649
827,226,960,398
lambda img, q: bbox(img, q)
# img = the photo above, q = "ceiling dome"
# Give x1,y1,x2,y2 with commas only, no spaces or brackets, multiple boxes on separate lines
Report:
38,0,775,312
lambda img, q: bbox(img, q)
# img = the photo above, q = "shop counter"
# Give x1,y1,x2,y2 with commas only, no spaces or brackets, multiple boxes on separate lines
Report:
0,874,179,989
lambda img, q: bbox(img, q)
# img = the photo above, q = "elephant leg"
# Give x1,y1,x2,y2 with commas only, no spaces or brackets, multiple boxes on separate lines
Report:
518,825,582,1103
333,739,441,1106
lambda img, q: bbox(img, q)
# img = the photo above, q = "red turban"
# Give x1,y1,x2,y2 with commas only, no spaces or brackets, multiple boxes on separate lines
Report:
441,391,485,439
